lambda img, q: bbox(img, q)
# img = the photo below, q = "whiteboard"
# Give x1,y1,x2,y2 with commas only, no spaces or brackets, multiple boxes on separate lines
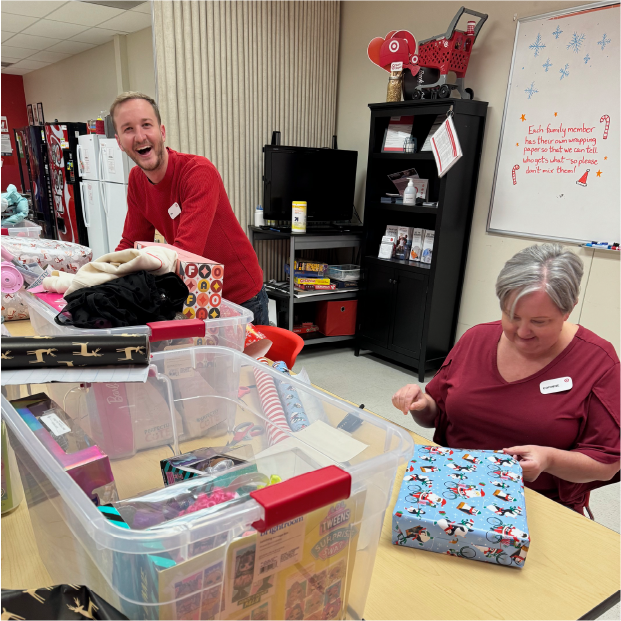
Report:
488,1,620,244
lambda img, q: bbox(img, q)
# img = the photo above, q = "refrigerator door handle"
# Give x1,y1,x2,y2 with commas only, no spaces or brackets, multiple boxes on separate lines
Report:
76,144,84,178
79,182,90,227
98,144,106,183
101,181,108,217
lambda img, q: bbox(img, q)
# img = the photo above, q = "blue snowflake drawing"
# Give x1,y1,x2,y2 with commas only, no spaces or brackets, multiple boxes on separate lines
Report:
542,58,552,72
583,53,590,64
552,26,563,39
566,32,586,53
529,33,546,57
559,63,570,80
597,33,611,50
524,82,539,99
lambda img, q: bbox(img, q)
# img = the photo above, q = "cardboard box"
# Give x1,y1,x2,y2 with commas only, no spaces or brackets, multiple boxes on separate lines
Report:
135,241,224,320
393,445,530,568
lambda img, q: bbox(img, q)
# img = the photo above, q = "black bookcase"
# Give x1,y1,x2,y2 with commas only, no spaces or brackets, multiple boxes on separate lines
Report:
356,99,488,381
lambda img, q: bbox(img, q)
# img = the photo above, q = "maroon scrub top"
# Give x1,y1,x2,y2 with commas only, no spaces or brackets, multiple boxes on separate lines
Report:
426,321,620,512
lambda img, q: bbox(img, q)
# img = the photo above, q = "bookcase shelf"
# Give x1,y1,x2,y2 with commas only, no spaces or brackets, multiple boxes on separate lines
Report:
356,99,488,381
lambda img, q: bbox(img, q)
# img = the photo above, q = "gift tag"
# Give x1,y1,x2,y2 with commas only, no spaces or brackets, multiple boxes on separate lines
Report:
168,202,181,219
540,377,572,394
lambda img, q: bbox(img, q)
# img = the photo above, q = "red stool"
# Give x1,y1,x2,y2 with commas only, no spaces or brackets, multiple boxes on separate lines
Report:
254,325,304,369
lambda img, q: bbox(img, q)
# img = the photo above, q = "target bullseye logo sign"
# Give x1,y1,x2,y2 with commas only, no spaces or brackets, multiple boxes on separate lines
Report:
389,40,400,53
411,54,418,64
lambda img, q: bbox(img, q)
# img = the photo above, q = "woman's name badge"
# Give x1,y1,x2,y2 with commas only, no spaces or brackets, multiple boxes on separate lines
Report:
168,202,181,219
540,377,573,394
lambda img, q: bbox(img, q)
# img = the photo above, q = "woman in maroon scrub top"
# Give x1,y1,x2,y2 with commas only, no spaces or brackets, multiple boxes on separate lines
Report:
392,244,620,514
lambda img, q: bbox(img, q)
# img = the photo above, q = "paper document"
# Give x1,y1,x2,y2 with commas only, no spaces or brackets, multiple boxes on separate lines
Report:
430,115,462,177
1,364,150,386
382,116,414,152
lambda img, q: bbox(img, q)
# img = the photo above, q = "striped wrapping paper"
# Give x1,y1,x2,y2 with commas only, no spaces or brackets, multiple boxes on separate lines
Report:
253,367,290,445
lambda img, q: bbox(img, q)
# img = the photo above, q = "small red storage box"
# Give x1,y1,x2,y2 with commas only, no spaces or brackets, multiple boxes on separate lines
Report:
316,300,358,336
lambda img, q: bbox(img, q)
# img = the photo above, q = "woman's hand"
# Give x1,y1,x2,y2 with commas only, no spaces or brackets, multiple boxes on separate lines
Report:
392,384,427,415
504,445,551,481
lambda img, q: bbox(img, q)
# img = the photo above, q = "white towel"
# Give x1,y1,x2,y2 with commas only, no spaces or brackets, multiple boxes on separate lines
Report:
48,246,179,296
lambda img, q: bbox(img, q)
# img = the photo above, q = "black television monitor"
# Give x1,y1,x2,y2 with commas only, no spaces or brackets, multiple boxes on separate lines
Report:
262,145,357,221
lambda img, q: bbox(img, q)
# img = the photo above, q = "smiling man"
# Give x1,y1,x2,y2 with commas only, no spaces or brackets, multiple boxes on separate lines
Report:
109,91,267,322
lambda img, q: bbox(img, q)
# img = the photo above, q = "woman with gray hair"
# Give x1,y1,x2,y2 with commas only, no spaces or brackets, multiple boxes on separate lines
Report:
392,243,619,515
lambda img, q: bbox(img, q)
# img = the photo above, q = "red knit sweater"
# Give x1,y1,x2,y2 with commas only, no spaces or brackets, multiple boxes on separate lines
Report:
116,148,263,305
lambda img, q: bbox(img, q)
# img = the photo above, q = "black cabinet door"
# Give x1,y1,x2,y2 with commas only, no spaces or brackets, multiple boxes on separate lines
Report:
389,269,428,359
358,262,395,348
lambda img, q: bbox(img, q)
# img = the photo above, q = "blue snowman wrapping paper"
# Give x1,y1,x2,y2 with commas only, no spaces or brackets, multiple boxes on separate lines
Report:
392,445,530,568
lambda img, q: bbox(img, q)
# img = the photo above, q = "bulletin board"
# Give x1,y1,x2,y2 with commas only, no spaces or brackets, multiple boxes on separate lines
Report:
487,1,620,244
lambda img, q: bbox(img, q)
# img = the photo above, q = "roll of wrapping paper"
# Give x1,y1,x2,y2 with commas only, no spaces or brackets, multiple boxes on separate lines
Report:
0,334,150,369
275,378,310,432
253,367,290,445
264,359,311,432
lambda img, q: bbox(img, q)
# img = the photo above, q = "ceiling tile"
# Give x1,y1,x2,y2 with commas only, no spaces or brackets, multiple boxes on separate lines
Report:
27,50,72,63
45,2,124,27
47,40,96,55
130,2,151,14
1,31,16,44
1,57,22,64
96,10,151,33
6,34,63,51
22,19,89,39
1,45,38,60
1,66,32,75
70,27,119,45
10,59,52,71
0,13,39,33
1,1,67,18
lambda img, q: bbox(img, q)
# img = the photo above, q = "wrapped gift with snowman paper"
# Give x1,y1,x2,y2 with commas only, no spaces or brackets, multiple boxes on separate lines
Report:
392,445,530,567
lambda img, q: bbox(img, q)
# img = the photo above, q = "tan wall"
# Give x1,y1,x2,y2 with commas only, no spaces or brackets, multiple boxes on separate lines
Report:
336,1,619,352
23,27,155,123
126,26,156,98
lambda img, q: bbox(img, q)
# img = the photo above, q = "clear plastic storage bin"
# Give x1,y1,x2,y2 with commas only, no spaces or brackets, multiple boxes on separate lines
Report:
23,292,253,352
2,221,42,238
1,347,413,620
327,265,361,282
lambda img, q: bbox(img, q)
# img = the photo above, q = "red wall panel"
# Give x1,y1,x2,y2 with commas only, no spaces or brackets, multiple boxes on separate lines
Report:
1,74,29,191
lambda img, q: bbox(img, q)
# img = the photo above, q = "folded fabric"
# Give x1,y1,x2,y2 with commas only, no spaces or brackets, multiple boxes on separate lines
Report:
64,246,178,296
56,270,189,329
42,270,75,294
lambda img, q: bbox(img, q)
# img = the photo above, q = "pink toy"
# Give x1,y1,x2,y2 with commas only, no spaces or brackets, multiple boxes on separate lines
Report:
178,488,237,516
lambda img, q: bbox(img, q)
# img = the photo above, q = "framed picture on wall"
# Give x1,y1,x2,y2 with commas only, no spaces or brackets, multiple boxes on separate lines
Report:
27,104,34,126
32,106,39,125
37,103,45,126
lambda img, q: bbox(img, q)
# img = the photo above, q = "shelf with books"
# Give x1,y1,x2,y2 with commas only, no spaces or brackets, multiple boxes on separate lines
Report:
359,99,488,381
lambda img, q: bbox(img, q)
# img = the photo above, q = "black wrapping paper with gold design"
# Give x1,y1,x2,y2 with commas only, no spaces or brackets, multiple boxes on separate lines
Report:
1,335,150,369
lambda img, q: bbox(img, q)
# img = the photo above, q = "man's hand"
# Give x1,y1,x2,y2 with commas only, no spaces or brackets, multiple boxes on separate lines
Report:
503,445,551,482
392,384,428,415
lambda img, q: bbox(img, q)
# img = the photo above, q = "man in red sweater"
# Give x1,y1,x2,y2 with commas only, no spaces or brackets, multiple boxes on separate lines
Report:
110,91,268,323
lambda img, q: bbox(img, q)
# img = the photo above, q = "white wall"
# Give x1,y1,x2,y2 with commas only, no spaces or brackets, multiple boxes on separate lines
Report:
336,1,619,352
23,27,155,123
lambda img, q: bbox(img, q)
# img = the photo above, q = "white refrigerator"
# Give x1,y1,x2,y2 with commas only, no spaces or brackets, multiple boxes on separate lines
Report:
77,136,135,259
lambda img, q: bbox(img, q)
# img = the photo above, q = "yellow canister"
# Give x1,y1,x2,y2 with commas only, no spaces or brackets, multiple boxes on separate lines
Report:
291,201,307,234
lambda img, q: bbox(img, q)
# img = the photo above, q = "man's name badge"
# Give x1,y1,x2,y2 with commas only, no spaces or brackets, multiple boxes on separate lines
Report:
540,377,573,394
168,202,181,219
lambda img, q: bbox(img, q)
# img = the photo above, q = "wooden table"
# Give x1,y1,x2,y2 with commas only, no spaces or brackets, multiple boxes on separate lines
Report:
2,320,620,620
